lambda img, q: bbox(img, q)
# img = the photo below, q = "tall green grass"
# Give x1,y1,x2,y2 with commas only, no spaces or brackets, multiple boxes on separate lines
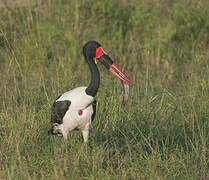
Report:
0,0,208,179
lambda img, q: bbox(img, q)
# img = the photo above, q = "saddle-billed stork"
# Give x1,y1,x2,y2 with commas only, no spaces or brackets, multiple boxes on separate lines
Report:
49,41,132,146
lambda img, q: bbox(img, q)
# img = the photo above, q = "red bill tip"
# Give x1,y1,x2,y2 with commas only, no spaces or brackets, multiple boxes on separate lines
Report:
109,63,133,85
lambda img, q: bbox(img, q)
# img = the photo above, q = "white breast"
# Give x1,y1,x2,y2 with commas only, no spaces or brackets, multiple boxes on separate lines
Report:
56,87,94,109
55,86,95,132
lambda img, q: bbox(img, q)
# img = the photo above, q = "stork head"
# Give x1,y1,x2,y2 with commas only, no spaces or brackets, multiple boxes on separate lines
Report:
83,41,133,85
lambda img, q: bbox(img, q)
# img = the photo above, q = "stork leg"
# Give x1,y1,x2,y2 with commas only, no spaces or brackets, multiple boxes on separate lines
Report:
82,129,89,152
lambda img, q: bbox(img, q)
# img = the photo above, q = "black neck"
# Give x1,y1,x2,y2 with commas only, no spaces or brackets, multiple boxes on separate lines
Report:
85,57,100,97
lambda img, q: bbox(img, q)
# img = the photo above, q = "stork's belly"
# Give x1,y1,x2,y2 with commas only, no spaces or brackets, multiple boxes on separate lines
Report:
63,105,93,131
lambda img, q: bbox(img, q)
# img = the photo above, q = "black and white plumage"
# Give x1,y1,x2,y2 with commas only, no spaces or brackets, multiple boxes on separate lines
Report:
49,41,132,145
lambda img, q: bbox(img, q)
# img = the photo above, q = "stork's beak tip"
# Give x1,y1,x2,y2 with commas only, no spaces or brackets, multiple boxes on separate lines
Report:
109,63,133,86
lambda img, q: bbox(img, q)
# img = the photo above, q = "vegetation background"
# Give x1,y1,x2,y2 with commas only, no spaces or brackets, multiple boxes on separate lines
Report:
0,0,208,179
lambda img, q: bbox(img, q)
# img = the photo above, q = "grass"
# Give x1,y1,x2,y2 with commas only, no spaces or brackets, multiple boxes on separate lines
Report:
0,0,209,179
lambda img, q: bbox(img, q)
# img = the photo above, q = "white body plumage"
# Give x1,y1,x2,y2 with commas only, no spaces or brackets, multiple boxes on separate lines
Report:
51,87,95,142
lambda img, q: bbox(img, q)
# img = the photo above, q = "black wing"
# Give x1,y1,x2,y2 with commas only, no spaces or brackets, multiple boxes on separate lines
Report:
51,100,71,124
